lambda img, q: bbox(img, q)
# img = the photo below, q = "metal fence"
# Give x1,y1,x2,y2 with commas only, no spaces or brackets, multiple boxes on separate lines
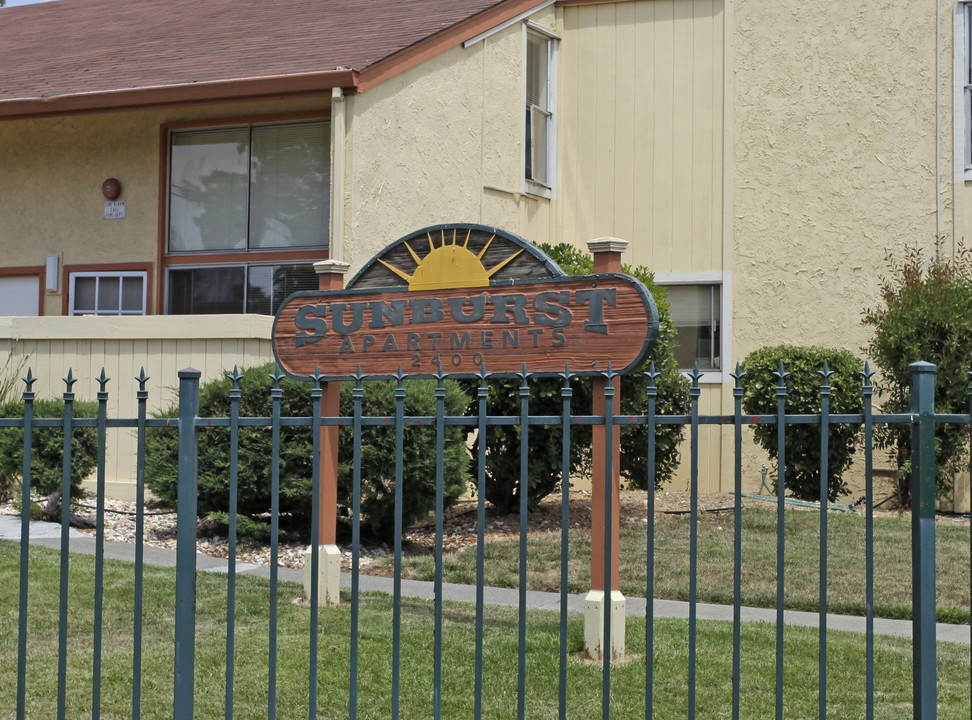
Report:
2,361,970,719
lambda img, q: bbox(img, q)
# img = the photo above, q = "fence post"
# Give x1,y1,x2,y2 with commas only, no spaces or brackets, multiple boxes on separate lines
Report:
909,361,937,720
174,368,200,719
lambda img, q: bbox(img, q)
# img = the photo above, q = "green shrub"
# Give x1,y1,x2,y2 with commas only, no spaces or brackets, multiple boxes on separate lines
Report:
144,364,471,543
0,398,99,504
471,243,689,512
862,246,972,501
740,345,864,502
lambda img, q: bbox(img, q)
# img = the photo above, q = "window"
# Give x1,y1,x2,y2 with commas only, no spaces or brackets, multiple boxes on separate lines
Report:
525,27,556,189
654,278,726,376
958,5,972,177
168,120,329,252
165,117,329,316
954,4,972,178
167,264,318,315
69,272,146,316
0,275,40,316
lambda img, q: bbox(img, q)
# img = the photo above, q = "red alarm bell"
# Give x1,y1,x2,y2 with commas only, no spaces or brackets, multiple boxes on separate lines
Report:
102,178,122,200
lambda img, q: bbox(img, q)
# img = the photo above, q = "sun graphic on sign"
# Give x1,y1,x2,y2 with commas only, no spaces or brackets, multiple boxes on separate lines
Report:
378,229,523,291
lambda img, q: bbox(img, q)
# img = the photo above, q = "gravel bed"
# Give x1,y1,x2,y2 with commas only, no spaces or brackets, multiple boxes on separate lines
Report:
3,489,965,574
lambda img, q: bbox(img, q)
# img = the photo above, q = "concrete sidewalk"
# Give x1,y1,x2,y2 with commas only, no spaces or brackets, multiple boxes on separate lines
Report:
2,513,968,645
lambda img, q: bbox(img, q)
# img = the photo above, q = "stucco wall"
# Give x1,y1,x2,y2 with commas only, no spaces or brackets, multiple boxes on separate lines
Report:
342,9,559,271
732,0,970,510
0,97,330,316
732,0,944,362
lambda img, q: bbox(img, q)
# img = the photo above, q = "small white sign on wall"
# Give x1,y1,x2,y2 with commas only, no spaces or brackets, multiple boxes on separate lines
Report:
104,200,126,220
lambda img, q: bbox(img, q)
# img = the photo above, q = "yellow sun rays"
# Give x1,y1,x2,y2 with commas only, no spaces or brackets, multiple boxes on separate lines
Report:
378,229,523,292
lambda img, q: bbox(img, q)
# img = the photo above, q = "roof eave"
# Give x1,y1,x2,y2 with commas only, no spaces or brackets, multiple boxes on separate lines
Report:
356,0,553,92
0,69,359,121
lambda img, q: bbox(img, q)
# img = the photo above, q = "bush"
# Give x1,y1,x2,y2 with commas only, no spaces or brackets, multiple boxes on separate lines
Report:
740,345,864,502
471,243,689,512
0,398,99,504
144,364,472,543
862,246,972,501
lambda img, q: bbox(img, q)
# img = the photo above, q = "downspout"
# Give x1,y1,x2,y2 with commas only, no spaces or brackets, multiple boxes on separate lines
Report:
330,87,346,264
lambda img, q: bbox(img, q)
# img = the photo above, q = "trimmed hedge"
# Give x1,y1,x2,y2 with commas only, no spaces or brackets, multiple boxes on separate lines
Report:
740,345,864,502
0,398,99,503
144,364,471,543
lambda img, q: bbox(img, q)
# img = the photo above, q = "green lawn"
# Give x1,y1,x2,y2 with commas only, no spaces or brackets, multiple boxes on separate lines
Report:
1,541,970,719
396,506,972,623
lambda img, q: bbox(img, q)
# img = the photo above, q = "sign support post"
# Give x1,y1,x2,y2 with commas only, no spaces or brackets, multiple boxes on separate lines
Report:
585,237,627,662
303,258,350,606
278,225,657,641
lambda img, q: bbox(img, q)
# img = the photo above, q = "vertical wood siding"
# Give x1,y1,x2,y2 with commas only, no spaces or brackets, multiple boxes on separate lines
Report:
552,0,725,274
1,317,273,496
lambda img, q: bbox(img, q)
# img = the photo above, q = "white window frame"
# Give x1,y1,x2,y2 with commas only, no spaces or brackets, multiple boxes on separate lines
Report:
523,21,559,197
69,271,147,316
653,271,731,384
955,4,972,181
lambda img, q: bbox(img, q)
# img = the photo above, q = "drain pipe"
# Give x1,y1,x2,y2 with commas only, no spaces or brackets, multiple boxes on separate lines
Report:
330,87,346,264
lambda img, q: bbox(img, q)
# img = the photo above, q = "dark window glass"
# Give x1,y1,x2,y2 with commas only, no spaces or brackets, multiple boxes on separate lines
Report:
168,267,245,314
170,264,317,315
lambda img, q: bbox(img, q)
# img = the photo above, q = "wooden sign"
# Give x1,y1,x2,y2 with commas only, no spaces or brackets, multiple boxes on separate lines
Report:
272,225,658,378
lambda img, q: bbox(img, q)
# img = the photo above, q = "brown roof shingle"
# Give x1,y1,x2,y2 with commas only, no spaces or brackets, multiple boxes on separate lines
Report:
0,0,541,118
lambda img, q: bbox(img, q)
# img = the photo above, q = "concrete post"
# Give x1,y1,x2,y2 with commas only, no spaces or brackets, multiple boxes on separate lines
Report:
584,237,627,662
304,259,350,606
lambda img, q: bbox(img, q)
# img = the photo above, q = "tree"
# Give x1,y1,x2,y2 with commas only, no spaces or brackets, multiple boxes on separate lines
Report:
472,243,689,512
862,245,972,502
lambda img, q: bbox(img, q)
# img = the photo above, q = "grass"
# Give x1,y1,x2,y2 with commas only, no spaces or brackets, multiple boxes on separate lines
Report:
396,506,972,624
1,541,970,719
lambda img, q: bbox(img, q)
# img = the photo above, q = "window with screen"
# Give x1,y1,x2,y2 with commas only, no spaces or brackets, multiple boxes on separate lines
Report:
70,272,146,316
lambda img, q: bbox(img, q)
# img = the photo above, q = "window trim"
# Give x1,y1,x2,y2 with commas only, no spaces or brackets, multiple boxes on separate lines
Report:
68,270,148,317
955,4,972,181
62,263,153,316
653,271,731,384
523,22,558,198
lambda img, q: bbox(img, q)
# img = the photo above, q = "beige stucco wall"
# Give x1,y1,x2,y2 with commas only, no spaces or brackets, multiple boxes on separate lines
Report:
0,97,330,316
732,0,944,361
341,6,560,271
732,0,969,511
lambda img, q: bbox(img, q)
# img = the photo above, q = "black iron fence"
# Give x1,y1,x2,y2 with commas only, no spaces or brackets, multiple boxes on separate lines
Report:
1,361,970,718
